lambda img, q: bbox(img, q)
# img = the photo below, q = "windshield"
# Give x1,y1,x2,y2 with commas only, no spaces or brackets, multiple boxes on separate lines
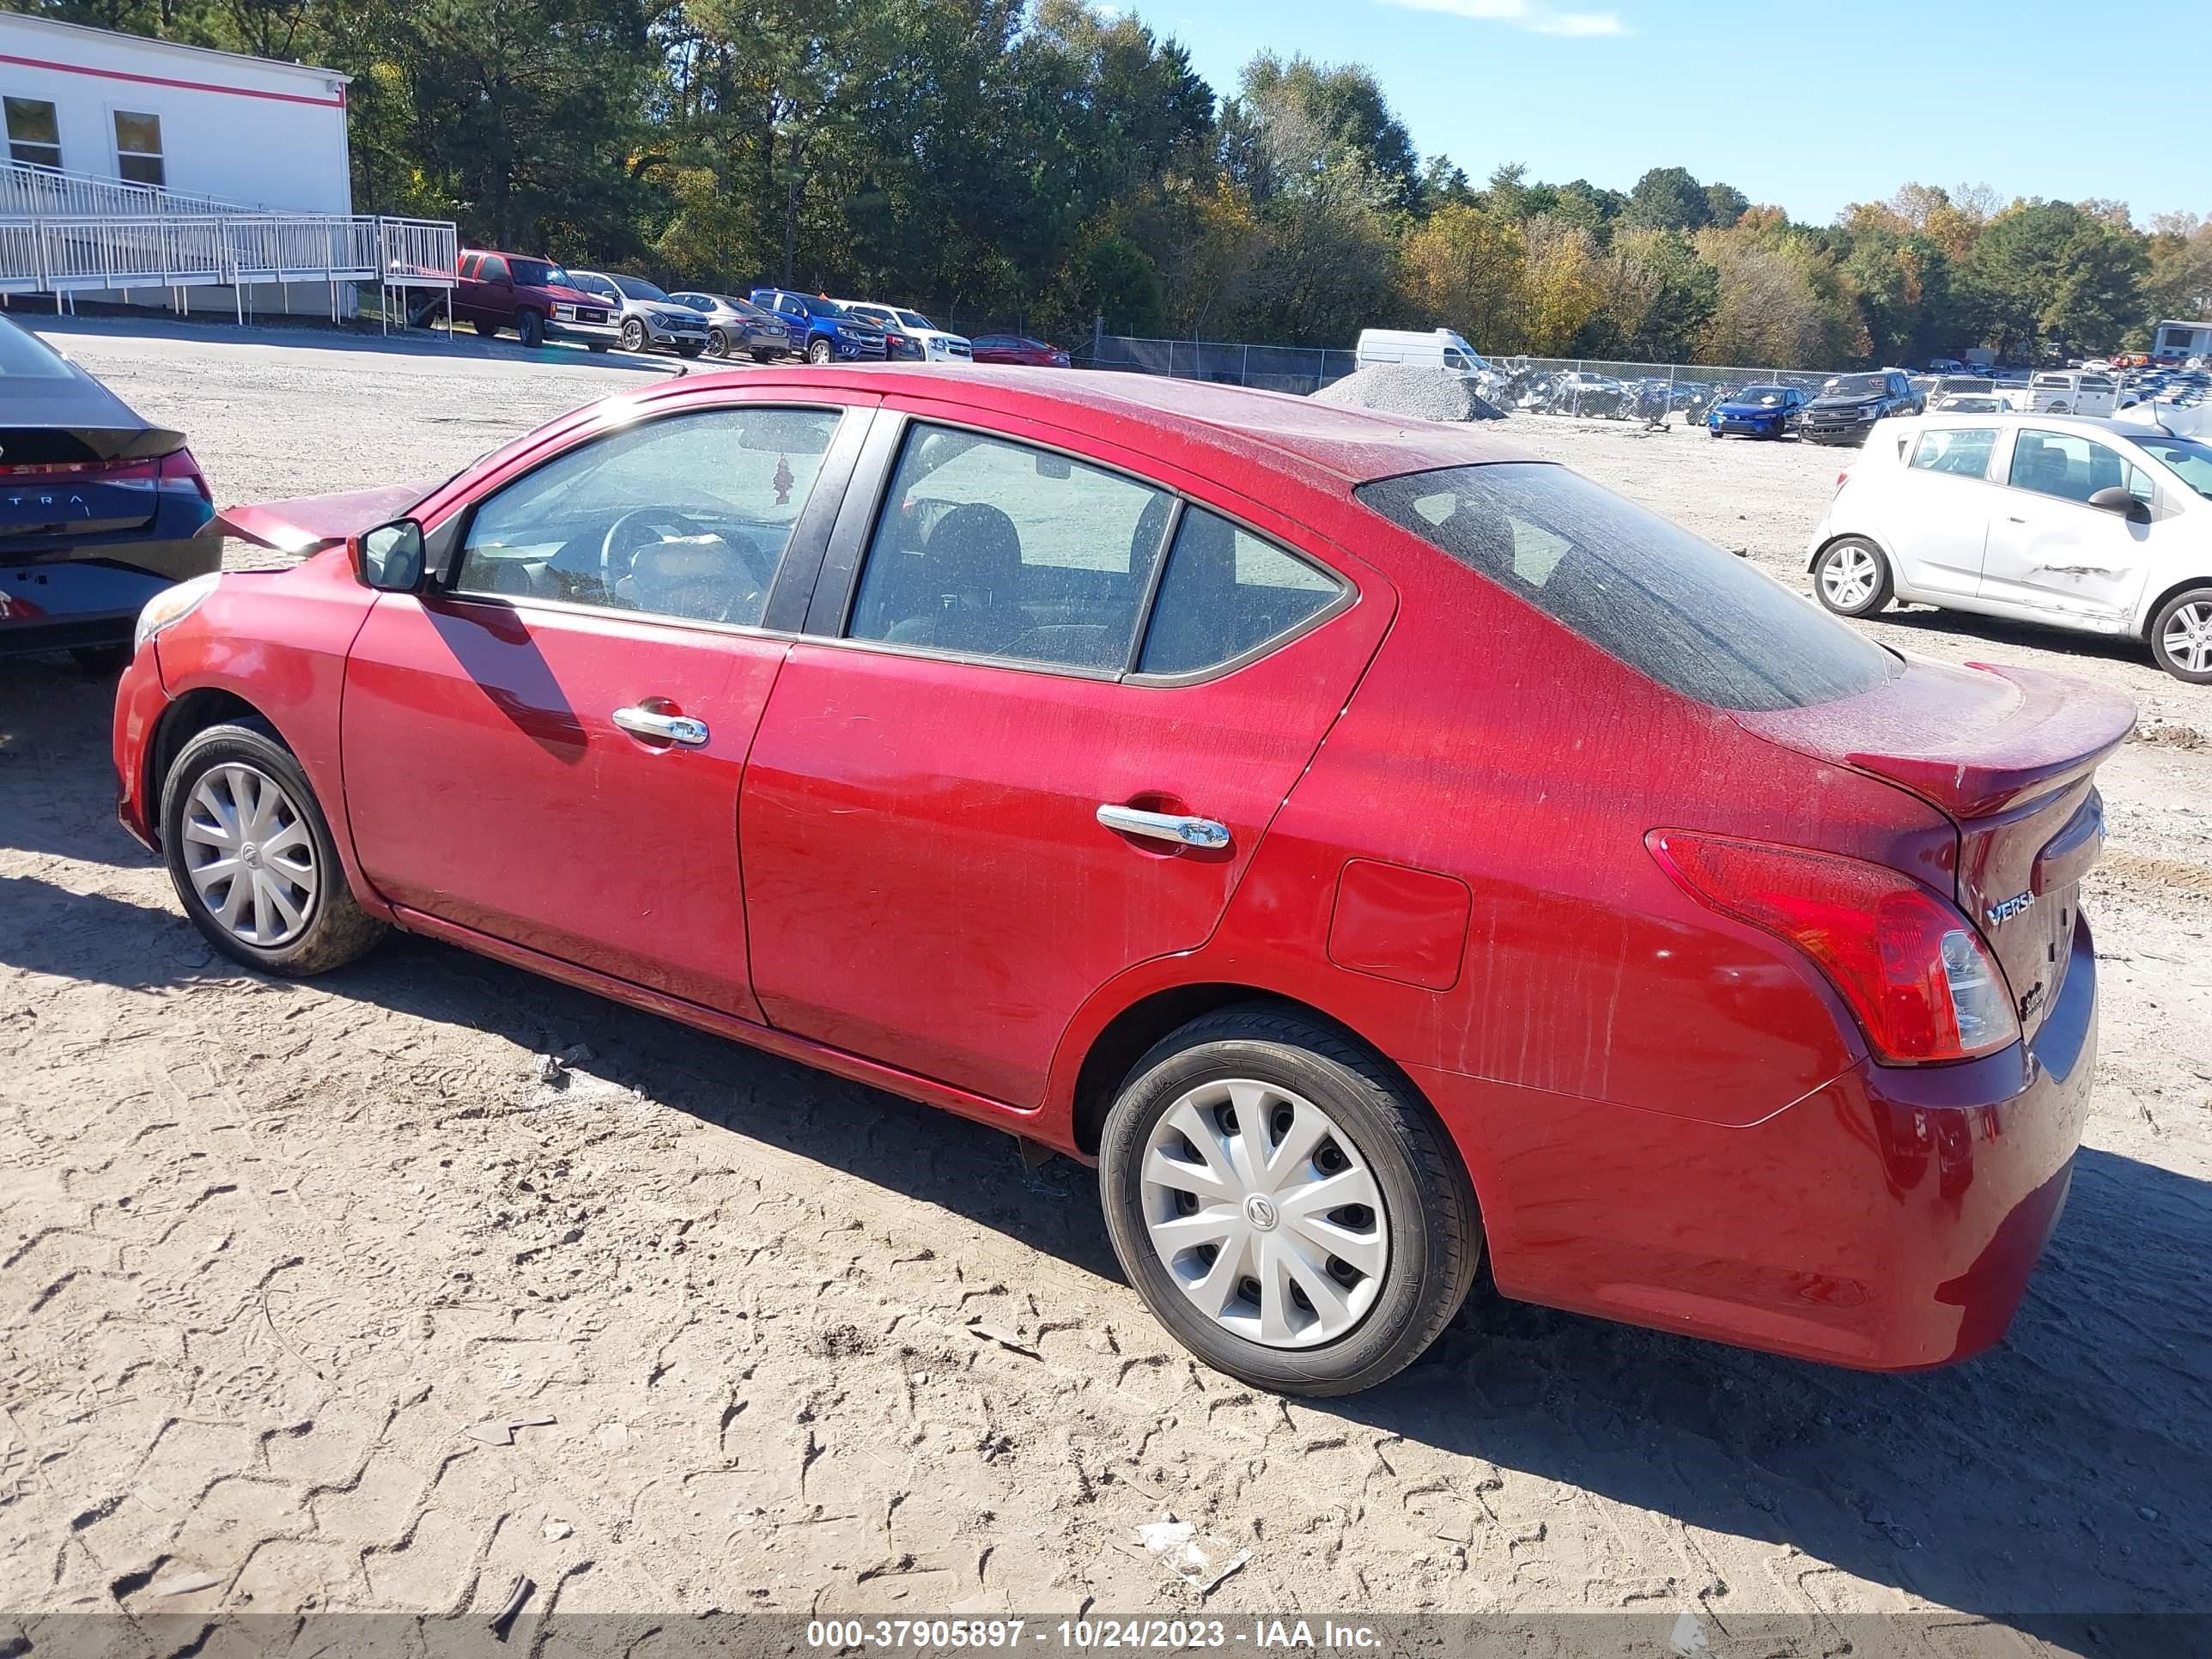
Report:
0,317,72,379
805,295,850,318
1733,386,1788,405
611,274,671,302
2129,434,2212,500
510,258,568,288
1356,463,1899,712
896,311,933,331
1821,374,1887,399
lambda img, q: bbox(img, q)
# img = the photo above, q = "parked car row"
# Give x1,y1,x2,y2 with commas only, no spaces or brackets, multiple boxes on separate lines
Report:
431,248,1070,372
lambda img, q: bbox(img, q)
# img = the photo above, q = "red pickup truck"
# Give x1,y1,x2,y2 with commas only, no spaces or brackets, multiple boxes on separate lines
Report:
443,250,621,350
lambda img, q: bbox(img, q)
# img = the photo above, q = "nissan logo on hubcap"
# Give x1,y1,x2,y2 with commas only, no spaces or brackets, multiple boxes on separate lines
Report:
1243,1194,1279,1231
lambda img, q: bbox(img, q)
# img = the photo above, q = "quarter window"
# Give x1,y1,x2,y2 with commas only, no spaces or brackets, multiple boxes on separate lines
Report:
2008,428,2154,507
1910,428,1997,478
1137,508,1344,676
454,406,840,627
4,97,60,170
847,424,1171,671
112,110,163,186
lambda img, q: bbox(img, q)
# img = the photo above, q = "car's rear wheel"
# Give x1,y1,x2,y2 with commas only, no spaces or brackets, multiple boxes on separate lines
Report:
1098,1005,1480,1397
160,720,386,976
620,317,647,353
515,310,545,349
471,319,498,338
1814,536,1893,618
2150,586,2212,684
751,349,777,363
806,338,833,365
676,341,705,359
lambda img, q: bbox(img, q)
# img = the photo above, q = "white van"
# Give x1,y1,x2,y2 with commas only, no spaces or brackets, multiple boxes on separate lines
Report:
1356,327,1492,376
2028,371,2118,417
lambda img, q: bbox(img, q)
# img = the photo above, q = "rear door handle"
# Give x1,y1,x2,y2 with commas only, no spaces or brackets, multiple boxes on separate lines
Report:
611,704,709,745
1097,803,1231,850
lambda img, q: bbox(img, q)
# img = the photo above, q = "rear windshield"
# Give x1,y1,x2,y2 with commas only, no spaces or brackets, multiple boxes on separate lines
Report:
1355,462,1899,712
0,318,72,379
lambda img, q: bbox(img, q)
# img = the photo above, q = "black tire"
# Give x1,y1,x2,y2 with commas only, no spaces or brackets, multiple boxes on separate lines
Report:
620,317,647,354
706,328,730,358
2148,586,2212,684
1707,426,1723,439
676,341,705,359
1811,535,1894,619
586,341,611,354
159,719,386,977
1098,1004,1480,1397
70,643,132,676
515,310,545,349
806,337,833,365
471,319,498,339
751,349,778,363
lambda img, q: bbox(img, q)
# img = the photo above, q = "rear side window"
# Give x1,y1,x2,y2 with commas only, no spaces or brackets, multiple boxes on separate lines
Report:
1137,508,1344,676
1355,462,1898,712
478,255,509,283
847,424,1170,671
1911,428,1997,477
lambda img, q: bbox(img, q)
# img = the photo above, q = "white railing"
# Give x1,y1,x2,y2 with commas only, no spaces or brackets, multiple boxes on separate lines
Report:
0,213,457,299
0,161,252,220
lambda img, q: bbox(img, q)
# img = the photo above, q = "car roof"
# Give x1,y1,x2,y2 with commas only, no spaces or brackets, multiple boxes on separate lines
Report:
1899,410,2154,436
657,365,1533,486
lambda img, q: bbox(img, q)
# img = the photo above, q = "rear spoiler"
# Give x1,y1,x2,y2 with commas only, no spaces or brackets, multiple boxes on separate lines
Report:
212,482,437,557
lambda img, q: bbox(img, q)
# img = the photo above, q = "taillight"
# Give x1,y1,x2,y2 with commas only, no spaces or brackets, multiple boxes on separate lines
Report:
0,447,210,502
158,447,214,504
1648,830,2018,1064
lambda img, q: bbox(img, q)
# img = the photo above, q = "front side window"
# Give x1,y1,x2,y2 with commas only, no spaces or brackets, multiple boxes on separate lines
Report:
1356,462,1899,712
509,258,567,288
2128,434,2212,501
2007,428,2153,507
1137,508,1343,676
112,110,163,186
846,423,1170,671
454,406,840,628
4,96,60,169
1910,428,1998,478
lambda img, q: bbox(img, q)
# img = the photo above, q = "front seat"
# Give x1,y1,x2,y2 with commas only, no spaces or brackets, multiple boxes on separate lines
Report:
899,502,1024,656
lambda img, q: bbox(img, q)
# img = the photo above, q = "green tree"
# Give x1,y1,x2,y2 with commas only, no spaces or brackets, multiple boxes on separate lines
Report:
1624,166,1709,233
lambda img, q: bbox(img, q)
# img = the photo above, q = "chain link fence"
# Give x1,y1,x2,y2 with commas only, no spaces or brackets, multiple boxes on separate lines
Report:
1079,331,1872,420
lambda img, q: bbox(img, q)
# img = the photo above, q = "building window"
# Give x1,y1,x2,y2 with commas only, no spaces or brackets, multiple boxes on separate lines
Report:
112,111,164,187
4,97,61,170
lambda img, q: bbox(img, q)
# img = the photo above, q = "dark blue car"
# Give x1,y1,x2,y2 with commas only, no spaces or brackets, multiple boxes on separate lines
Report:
1706,384,1807,441
1,315,216,672
749,289,890,364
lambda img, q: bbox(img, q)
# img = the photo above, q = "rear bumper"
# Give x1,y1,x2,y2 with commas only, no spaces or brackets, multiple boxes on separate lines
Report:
1,535,218,656
1419,911,2098,1370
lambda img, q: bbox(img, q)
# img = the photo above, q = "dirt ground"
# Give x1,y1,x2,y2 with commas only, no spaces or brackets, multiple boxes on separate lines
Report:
3,318,2208,1646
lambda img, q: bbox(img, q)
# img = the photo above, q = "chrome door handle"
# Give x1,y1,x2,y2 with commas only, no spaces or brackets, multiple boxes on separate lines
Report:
1097,803,1231,850
611,705,709,745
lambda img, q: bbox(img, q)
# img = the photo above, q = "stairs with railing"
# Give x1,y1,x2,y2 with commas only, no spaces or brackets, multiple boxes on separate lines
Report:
0,161,457,317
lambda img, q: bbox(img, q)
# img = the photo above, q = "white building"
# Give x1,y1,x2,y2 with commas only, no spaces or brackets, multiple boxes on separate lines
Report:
2,13,351,216
0,15,452,321
2152,319,2212,363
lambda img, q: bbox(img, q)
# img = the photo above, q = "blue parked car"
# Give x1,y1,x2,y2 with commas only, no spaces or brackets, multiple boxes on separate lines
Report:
1706,384,1807,440
748,289,890,363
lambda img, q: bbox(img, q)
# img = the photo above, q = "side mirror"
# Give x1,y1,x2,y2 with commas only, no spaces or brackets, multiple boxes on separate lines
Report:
2086,486,2151,524
358,520,426,591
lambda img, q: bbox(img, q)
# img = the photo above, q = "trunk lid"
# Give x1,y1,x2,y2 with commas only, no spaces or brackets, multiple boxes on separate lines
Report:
1737,656,2134,1037
214,482,435,557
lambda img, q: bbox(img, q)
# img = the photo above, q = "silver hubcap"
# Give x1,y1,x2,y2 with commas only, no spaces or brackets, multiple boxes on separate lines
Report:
181,763,318,947
1139,1079,1389,1349
1820,544,1880,610
2166,601,2212,673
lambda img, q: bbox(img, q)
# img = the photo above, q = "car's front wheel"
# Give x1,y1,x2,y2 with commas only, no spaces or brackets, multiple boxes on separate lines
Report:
2150,586,2212,684
515,310,545,349
620,317,647,353
1098,1006,1480,1397
160,720,386,976
1813,536,1893,618
677,341,705,359
806,338,834,365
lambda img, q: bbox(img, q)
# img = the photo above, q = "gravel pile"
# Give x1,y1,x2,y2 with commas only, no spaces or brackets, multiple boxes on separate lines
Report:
1310,362,1506,421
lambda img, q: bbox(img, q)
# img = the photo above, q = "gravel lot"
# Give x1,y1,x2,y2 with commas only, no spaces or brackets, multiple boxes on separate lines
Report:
3,317,2209,1648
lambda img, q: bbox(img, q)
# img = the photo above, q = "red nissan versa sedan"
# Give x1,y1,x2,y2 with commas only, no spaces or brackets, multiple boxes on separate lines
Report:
112,367,2130,1396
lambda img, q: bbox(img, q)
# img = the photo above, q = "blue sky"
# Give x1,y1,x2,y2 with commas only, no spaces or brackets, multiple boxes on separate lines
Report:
1125,0,2203,228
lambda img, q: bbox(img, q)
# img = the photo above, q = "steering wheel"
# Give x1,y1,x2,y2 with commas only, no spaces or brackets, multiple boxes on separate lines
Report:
599,506,719,590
